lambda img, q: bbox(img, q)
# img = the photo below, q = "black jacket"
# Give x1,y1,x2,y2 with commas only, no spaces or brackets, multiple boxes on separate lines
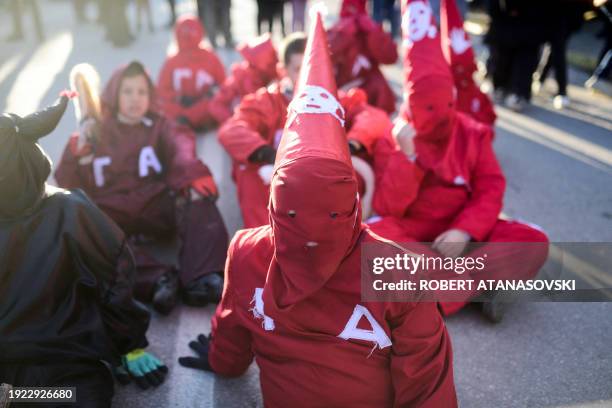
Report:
0,186,150,366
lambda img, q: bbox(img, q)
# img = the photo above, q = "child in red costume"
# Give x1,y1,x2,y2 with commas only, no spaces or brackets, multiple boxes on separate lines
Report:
440,0,496,126
55,61,228,315
368,0,548,320
178,13,458,407
328,0,399,114
157,15,226,130
210,34,279,123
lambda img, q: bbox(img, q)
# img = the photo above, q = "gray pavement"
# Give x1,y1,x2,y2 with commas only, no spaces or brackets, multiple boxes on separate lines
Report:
1,1,611,407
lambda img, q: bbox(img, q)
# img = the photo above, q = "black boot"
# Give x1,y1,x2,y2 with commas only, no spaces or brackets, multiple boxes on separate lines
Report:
153,272,179,315
182,273,224,307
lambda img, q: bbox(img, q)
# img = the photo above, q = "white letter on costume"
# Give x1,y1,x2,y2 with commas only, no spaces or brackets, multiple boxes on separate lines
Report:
173,68,192,92
338,305,392,350
251,288,275,331
93,156,112,187
139,146,162,178
195,70,214,91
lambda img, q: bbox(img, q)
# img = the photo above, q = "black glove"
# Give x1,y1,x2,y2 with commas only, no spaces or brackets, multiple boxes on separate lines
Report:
112,349,168,390
178,333,213,372
248,145,276,164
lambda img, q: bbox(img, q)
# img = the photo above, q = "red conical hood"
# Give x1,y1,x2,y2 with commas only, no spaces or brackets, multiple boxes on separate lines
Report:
264,10,362,312
440,0,477,85
238,33,279,78
401,0,455,141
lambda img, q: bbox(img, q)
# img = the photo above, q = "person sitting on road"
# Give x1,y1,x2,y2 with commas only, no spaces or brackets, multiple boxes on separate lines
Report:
178,13,458,407
55,61,229,315
209,33,280,124
327,0,399,114
368,0,549,321
0,94,167,404
157,15,227,131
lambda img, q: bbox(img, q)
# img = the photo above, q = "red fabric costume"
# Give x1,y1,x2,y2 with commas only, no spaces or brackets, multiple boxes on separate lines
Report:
440,0,496,126
218,81,292,228
219,84,381,228
55,63,228,298
210,34,279,123
369,0,548,315
328,0,399,114
157,15,226,130
208,14,457,406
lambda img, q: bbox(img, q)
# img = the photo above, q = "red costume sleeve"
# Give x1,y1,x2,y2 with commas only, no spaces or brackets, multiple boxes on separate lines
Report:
208,241,254,377
346,104,393,155
54,139,96,192
372,136,425,218
160,121,212,191
450,127,505,241
217,89,279,163
390,303,457,407
360,16,398,65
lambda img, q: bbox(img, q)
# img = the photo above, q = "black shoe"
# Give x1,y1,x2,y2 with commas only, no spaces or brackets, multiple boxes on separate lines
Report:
182,273,224,307
480,291,508,324
153,272,179,315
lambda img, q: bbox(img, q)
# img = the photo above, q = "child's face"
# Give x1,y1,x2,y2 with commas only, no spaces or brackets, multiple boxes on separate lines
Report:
118,74,150,122
280,53,304,88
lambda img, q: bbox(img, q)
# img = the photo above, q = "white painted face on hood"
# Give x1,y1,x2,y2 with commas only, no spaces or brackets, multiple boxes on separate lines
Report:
287,85,345,127
402,1,437,46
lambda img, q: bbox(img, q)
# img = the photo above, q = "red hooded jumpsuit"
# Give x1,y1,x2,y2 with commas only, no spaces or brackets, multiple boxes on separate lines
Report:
208,13,457,407
157,15,226,130
368,0,548,315
327,0,399,114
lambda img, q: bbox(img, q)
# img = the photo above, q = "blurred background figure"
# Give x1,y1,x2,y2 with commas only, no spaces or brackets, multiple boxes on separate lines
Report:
198,0,234,48
291,0,307,32
6,0,45,42
135,0,155,33
533,0,588,110
256,0,286,36
102,0,134,47
73,0,88,23
586,0,612,93
167,0,177,27
485,0,547,112
372,0,399,38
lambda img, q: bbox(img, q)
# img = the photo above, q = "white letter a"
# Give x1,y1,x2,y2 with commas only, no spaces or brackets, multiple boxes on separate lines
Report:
338,305,392,349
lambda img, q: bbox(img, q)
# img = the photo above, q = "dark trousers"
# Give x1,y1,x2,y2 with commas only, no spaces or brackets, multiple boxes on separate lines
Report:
491,43,541,100
256,0,285,36
537,19,570,96
9,0,44,41
0,362,113,408
120,193,229,301
198,0,233,47
372,0,399,38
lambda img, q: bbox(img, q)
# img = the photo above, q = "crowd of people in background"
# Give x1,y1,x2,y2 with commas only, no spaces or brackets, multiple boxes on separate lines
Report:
0,0,610,406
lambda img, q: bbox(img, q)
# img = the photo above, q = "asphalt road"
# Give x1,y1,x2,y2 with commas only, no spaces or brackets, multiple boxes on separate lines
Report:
1,1,611,407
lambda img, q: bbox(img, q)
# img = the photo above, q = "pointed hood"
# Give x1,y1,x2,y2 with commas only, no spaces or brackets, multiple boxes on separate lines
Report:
440,0,477,83
0,94,71,218
263,9,362,312
401,0,458,175
340,0,367,17
238,33,279,79
175,15,206,52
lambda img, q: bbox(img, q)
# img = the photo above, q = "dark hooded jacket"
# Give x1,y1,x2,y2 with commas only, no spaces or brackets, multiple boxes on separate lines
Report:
0,97,149,366
55,63,213,235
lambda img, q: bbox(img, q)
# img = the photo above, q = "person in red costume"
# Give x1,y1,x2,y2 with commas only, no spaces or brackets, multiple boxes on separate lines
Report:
178,12,458,407
368,0,549,321
217,32,306,229
157,15,226,131
55,61,229,315
440,0,496,127
210,33,279,124
327,0,399,114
